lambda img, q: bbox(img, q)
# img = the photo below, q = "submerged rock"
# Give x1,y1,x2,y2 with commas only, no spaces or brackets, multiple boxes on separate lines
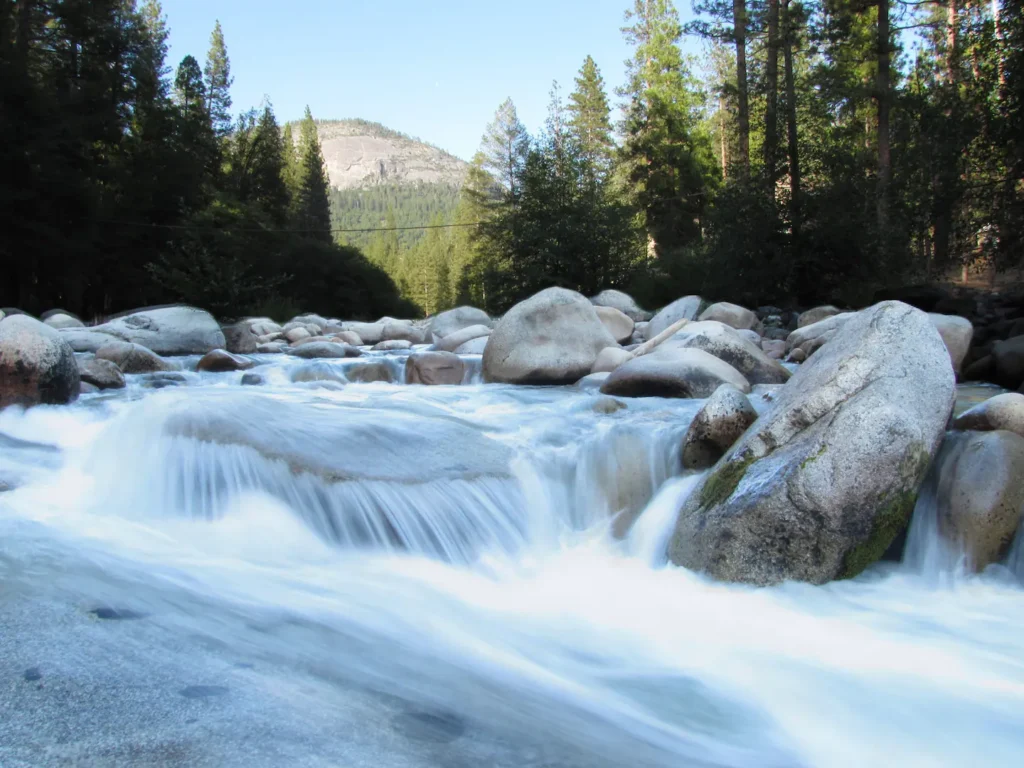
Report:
600,347,750,399
483,287,617,384
406,351,464,385
348,362,394,384
933,430,1024,571
953,393,1024,438
681,385,758,470
668,301,955,585
0,315,80,407
288,342,362,360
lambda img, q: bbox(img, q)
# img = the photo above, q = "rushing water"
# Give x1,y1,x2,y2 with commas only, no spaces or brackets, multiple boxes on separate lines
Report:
1,347,1023,767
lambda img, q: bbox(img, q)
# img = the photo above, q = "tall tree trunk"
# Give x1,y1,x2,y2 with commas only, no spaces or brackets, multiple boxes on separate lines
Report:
875,0,891,246
719,95,728,179
764,0,781,192
933,0,959,272
783,0,803,296
733,0,750,177
993,0,1006,92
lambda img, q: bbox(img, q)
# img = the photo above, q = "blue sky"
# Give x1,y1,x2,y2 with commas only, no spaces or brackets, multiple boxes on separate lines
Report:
163,0,701,160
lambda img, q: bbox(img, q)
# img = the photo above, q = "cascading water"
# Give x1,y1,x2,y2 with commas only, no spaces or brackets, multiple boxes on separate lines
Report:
1,349,1024,768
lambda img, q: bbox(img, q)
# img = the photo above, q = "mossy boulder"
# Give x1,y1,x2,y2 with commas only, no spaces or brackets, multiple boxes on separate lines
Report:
668,301,955,585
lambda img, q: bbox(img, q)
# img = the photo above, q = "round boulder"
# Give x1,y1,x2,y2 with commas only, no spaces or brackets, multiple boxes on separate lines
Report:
454,336,489,355
592,346,632,374
928,313,973,374
797,305,842,328
406,351,464,385
934,430,1024,570
953,393,1024,439
600,347,751,399
668,301,955,586
991,336,1024,390
681,384,758,470
589,290,649,322
483,288,617,384
285,326,312,344
660,321,790,385
434,325,491,353
594,306,634,344
78,358,126,390
0,315,80,407
647,296,703,339
197,349,255,373
91,305,225,355
96,341,177,374
698,302,760,332
288,342,362,360
220,321,258,354
373,339,413,351
43,312,84,330
429,306,492,341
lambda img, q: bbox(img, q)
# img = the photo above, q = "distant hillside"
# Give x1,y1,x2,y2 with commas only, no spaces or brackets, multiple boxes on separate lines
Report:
292,118,469,190
329,182,460,252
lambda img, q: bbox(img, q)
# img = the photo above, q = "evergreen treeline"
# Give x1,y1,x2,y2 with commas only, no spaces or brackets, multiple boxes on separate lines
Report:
0,0,413,320
364,0,1024,315
329,182,460,252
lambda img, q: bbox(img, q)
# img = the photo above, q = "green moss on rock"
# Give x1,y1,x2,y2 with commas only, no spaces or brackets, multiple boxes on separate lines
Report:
700,451,756,509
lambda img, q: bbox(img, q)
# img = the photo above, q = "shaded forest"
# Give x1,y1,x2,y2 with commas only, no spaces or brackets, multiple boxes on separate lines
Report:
0,0,415,320
362,0,1024,315
2,0,1022,320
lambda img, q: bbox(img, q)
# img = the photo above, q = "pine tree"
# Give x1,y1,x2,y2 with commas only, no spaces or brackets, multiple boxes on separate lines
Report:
619,0,718,258
481,98,530,195
281,122,300,197
567,55,614,172
204,20,233,137
293,106,332,241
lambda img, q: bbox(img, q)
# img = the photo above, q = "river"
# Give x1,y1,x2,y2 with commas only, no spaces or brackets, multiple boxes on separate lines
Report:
1,349,1022,767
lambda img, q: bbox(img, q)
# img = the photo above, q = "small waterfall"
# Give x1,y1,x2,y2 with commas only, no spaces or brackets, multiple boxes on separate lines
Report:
626,473,705,566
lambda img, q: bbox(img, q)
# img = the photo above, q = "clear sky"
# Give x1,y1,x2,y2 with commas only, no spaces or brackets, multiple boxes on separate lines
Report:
163,0,700,161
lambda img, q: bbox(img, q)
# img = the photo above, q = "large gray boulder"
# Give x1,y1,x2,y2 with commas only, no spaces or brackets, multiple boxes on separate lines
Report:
594,306,634,344
483,288,617,384
0,315,80,407
681,384,758,470
454,336,489,355
590,290,648,321
429,306,491,341
928,313,973,374
600,347,750,399
954,393,1024,439
647,296,703,338
380,320,426,344
78,357,126,390
698,302,760,332
406,351,464,385
933,430,1024,571
660,321,790,385
91,305,225,355
59,328,125,353
434,324,491,353
95,341,178,374
668,301,955,585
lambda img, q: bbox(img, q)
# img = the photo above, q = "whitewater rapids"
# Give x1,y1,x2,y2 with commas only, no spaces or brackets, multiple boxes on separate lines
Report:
0,352,1022,767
